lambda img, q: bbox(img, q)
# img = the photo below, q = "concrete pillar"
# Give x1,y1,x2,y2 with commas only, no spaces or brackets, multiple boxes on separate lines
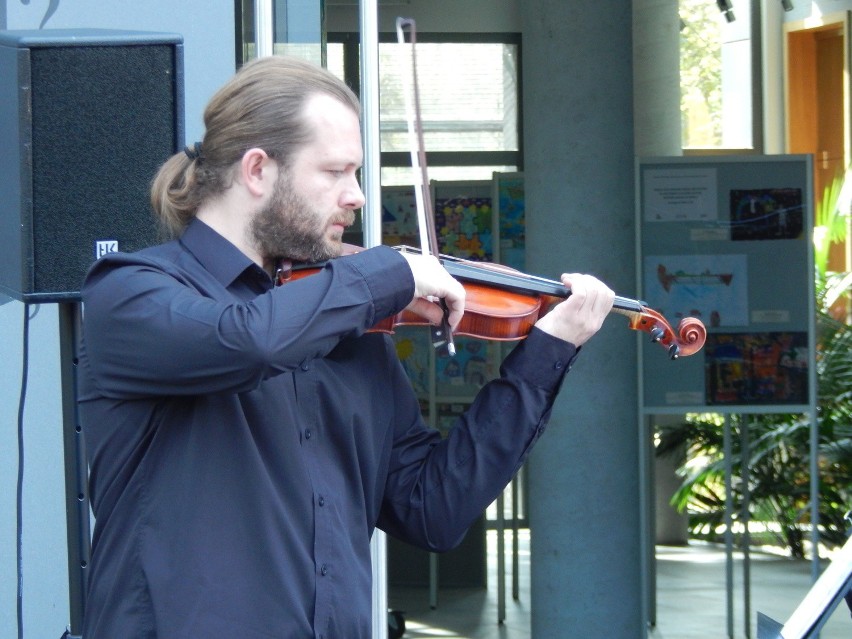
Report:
520,0,655,636
633,0,688,549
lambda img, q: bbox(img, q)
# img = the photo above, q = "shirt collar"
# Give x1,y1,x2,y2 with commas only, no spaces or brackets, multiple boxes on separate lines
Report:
180,217,268,288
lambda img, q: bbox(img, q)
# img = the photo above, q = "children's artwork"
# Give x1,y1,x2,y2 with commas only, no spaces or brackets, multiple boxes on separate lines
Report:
434,196,493,261
381,187,419,247
643,254,748,327
435,337,496,395
495,173,525,270
704,332,809,405
392,326,431,397
729,188,803,241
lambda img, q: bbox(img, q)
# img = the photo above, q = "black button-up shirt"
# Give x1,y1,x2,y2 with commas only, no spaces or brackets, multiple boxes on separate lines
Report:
78,218,578,638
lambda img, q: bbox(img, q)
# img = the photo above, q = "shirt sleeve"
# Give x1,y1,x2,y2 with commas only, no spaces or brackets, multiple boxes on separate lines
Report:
377,326,580,551
80,245,414,398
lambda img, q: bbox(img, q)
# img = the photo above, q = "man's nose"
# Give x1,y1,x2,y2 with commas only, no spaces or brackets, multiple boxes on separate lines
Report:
342,176,366,210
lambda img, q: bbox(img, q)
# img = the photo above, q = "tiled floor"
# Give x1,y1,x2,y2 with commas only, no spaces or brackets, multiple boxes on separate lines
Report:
388,530,851,638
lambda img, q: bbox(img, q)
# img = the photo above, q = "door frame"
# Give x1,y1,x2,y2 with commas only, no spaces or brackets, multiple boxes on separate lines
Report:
784,10,851,271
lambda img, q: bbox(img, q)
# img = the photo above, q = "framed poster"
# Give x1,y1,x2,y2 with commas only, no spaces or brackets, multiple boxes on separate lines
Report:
493,171,525,270
431,180,493,261
637,155,815,413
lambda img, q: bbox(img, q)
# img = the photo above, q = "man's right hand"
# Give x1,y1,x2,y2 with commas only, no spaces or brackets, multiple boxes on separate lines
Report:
399,251,466,331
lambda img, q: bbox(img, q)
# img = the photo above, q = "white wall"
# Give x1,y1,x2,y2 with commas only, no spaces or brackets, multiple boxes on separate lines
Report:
0,301,67,638
0,2,235,637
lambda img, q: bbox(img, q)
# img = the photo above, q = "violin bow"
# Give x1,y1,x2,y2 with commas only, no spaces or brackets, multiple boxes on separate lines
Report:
396,17,456,356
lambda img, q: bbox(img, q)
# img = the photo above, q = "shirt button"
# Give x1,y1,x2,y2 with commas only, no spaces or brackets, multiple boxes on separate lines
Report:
300,361,310,371
554,360,564,370
305,428,312,440
320,564,328,576
318,496,325,507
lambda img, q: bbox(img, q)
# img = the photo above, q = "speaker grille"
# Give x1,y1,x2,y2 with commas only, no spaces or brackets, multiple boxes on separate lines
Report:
28,43,178,299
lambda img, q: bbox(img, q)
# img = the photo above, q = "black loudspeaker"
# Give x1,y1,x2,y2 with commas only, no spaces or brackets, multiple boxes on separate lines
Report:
0,29,184,302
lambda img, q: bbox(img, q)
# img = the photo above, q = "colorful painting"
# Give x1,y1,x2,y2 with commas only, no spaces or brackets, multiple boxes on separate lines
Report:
435,337,496,394
435,196,493,261
704,332,809,405
495,173,526,270
729,188,804,241
393,326,432,397
381,187,420,248
643,254,749,327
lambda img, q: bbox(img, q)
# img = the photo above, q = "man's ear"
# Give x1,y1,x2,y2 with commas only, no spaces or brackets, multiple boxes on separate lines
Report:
240,148,277,198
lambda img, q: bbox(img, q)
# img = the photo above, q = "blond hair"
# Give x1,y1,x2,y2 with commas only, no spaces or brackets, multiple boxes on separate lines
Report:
150,56,360,237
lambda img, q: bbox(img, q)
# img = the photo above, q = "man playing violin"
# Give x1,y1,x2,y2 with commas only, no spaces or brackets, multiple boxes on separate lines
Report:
78,55,614,638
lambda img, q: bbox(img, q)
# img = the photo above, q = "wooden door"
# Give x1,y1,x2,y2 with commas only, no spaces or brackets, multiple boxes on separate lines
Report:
786,13,851,271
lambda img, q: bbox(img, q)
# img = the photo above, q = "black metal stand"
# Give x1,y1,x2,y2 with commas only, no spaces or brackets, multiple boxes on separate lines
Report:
58,302,90,638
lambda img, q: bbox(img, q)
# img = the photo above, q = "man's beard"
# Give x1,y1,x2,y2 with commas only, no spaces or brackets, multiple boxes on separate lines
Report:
250,171,355,263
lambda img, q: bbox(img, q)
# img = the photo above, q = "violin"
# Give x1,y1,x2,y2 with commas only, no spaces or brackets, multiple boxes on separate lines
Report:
277,245,707,359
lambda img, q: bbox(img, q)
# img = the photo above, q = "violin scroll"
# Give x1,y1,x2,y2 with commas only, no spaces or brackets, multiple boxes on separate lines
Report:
623,306,707,359
672,317,707,358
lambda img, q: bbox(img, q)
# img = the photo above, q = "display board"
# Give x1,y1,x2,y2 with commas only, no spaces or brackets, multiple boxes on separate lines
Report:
637,155,815,413
493,171,526,270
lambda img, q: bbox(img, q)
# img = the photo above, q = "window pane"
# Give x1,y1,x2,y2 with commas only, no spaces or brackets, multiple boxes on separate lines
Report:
273,42,323,64
268,42,345,78
720,35,752,148
680,0,753,149
379,42,519,153
325,43,345,81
